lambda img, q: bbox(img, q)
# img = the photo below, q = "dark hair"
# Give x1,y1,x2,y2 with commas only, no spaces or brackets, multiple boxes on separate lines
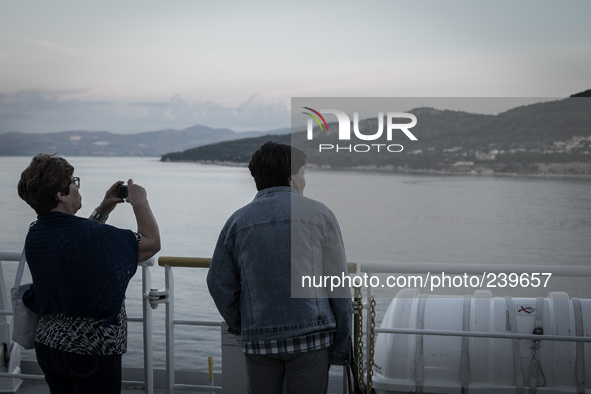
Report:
18,153,74,215
248,141,307,191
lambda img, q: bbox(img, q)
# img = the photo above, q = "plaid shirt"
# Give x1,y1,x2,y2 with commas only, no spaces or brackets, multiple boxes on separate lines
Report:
243,331,333,355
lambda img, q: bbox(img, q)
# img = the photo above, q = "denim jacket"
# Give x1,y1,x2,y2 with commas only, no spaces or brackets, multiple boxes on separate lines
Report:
207,187,352,365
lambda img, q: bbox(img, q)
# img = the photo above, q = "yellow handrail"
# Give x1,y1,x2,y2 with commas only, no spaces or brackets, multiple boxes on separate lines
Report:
158,256,211,268
157,256,357,273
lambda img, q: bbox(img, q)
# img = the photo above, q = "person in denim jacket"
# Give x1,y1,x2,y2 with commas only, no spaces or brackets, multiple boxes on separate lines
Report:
207,141,352,394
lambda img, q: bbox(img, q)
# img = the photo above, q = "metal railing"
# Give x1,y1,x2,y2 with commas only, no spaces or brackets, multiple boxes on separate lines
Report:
153,256,221,394
0,251,162,391
6,250,591,393
0,252,223,393
155,257,359,394
0,251,354,393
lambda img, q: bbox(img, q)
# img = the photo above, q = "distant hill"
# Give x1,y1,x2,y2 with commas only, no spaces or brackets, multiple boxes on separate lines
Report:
161,92,591,176
571,89,591,97
161,133,293,163
0,125,291,157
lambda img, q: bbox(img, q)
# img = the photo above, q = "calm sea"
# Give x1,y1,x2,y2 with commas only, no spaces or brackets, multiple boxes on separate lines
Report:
1,156,591,371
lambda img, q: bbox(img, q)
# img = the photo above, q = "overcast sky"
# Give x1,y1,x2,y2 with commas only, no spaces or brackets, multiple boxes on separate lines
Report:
1,1,590,134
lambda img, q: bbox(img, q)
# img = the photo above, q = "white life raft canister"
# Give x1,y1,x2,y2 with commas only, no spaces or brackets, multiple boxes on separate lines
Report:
373,289,591,393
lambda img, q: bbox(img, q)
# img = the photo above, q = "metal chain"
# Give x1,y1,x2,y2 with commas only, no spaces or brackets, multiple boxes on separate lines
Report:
353,289,365,391
367,296,376,393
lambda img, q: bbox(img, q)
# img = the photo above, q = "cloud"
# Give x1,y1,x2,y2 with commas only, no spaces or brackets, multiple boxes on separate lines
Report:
0,91,290,134
14,36,78,53
137,93,289,132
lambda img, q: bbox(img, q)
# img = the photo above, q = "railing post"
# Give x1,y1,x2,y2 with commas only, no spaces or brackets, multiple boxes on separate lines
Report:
165,265,175,394
0,252,25,393
141,260,154,394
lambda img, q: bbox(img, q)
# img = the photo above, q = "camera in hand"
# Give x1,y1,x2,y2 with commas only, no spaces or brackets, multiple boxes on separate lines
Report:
117,185,128,199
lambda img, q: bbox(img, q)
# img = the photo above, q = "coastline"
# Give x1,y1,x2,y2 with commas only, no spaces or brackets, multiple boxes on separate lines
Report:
161,159,591,180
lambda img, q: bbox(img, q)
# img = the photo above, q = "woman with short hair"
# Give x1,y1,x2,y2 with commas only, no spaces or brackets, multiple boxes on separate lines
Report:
17,153,160,394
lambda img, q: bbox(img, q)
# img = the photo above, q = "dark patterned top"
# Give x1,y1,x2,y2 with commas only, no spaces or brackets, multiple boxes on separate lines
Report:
24,213,139,325
31,231,142,356
35,303,127,355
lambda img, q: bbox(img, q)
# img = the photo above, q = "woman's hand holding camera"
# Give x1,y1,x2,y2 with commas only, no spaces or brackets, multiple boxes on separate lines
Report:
94,178,159,260
95,180,126,218
125,179,149,207
95,179,149,218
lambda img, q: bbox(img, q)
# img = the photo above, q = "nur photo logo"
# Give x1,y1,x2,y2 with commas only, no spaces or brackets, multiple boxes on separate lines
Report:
302,107,418,153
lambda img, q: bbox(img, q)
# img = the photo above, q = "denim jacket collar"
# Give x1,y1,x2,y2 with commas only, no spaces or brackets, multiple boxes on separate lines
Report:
254,186,297,200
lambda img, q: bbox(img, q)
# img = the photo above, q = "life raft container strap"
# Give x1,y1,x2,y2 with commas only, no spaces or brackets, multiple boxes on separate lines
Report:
460,295,471,394
505,296,525,394
529,296,545,394
414,294,428,394
573,297,585,394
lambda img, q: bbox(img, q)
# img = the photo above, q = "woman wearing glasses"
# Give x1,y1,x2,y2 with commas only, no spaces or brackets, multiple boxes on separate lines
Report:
17,153,160,394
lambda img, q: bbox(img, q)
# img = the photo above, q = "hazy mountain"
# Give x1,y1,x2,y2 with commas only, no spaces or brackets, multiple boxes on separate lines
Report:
0,125,291,157
161,92,591,176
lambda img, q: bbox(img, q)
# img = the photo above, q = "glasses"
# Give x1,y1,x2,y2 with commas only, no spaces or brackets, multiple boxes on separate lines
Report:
72,177,80,188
